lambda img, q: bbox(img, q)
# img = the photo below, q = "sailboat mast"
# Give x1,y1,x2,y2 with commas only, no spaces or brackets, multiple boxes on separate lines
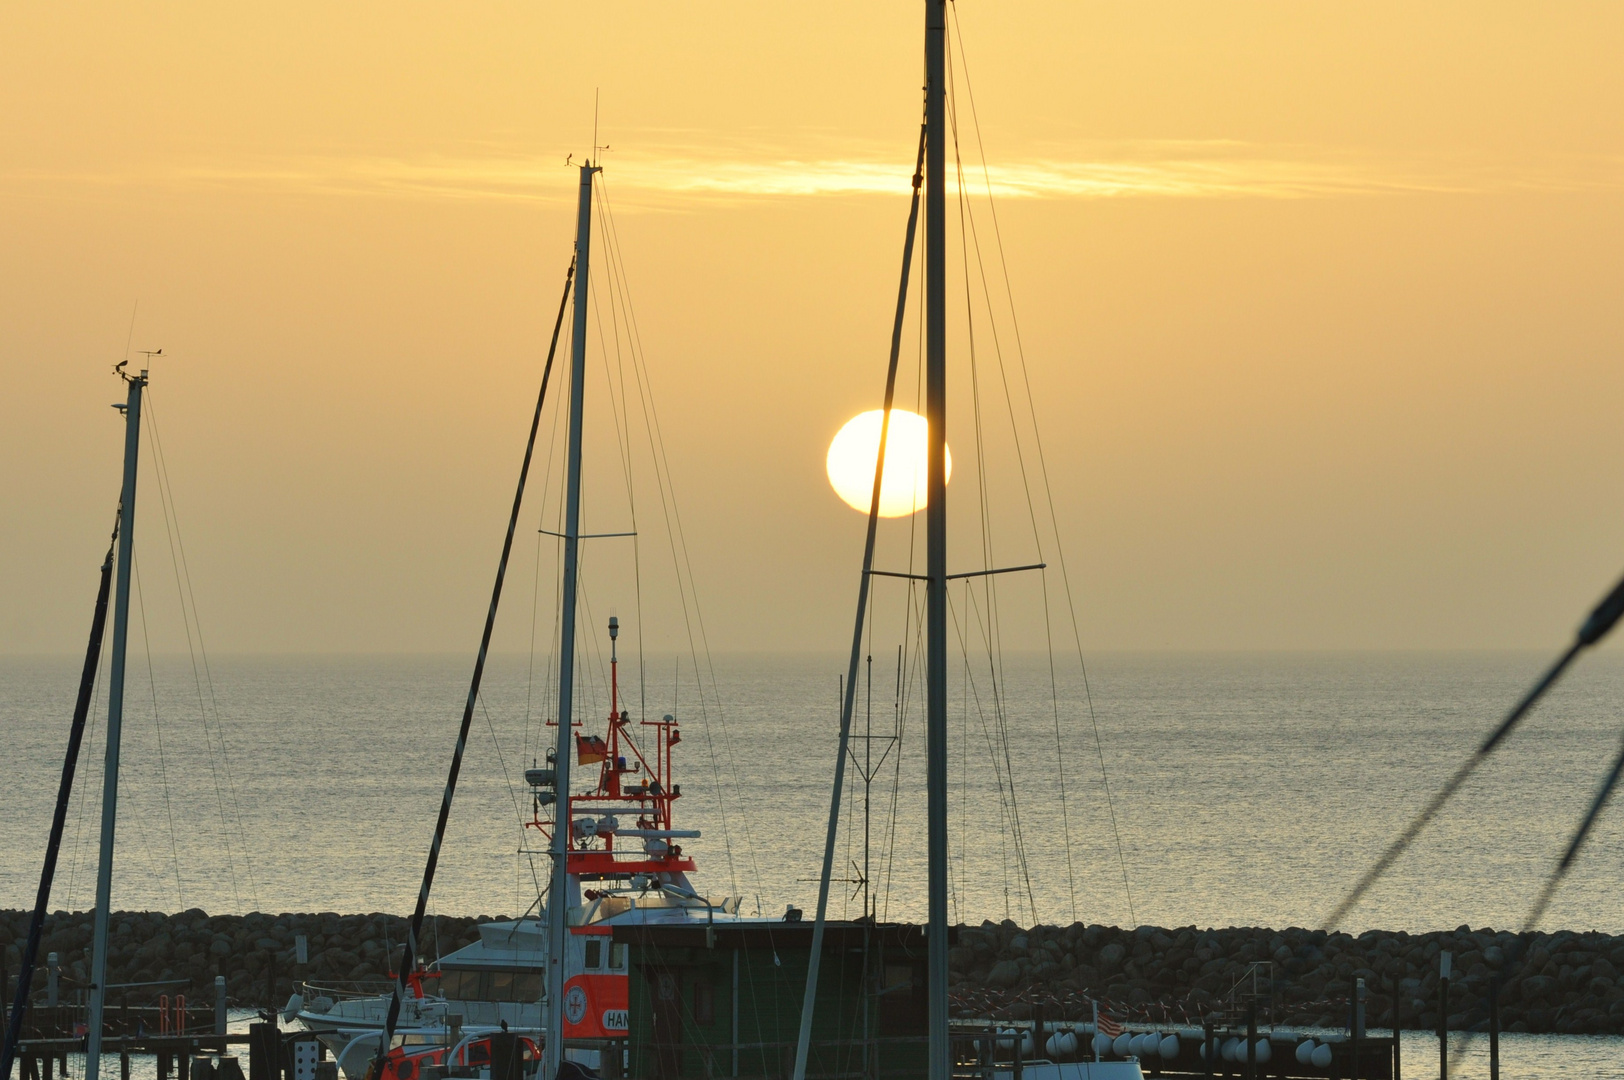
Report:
84,369,146,1080
545,159,598,1080
923,0,950,1077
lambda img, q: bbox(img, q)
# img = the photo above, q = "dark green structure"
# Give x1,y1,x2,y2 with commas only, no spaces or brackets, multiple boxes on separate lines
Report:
612,922,931,1080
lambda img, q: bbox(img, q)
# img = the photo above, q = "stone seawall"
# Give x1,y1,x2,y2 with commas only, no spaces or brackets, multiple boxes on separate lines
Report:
0,909,493,1010
950,920,1624,1036
5,911,1623,1036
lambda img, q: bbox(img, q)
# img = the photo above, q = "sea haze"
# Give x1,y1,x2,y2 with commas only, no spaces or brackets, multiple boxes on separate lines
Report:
3,650,1622,936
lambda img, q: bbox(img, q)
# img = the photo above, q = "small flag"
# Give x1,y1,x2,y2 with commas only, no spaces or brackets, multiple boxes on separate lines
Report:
1096,1013,1123,1039
577,734,608,765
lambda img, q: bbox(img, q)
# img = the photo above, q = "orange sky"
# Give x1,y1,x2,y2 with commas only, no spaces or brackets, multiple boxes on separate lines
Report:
4,1,1623,654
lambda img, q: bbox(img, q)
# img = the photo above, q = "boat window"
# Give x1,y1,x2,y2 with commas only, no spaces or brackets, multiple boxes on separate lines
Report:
584,939,602,970
489,972,514,1001
512,973,542,1002
689,979,714,1027
440,970,482,1000
608,944,627,971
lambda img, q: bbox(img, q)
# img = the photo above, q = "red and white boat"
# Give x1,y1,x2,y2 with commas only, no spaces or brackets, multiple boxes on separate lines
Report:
291,617,753,1077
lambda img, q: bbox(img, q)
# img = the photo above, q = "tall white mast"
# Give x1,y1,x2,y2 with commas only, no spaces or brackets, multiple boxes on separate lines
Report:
924,2,951,1077
84,368,147,1080
544,159,598,1080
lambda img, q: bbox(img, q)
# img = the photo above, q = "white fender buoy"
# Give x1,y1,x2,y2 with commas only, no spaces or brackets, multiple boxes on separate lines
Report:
1311,1043,1333,1069
1057,1030,1079,1058
1112,1032,1132,1057
1296,1040,1316,1065
1221,1037,1240,1062
1198,1038,1213,1060
1019,1031,1036,1058
280,994,303,1023
1045,1032,1063,1058
1253,1039,1272,1064
995,1028,1017,1051
1092,1033,1112,1058
1159,1034,1180,1059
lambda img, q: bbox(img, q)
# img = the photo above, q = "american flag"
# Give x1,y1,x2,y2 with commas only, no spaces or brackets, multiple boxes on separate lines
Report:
1096,1014,1123,1039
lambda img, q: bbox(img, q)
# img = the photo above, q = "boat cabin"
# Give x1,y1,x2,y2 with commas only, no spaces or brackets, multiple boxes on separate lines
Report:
612,921,935,1080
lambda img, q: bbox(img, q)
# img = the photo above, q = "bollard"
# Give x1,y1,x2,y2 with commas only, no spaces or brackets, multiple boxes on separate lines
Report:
1437,952,1452,1080
215,977,227,1037
46,954,59,1008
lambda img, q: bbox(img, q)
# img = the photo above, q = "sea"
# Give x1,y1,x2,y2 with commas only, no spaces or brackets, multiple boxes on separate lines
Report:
5,649,1624,1076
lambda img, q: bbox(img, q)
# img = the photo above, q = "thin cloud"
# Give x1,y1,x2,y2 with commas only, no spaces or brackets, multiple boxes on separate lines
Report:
6,140,1621,204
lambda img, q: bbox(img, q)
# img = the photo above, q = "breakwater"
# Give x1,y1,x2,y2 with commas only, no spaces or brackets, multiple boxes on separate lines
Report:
0,909,491,1010
949,920,1624,1037
5,912,1623,1036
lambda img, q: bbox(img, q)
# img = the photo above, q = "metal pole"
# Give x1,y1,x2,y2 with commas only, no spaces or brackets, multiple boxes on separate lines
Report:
544,159,597,1080
2,523,116,1080
923,3,949,1079
86,370,146,1080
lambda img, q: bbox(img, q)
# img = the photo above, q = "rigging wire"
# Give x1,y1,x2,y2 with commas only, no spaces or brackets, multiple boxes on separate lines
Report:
142,390,255,909
477,689,545,901
947,0,1135,924
944,17,1042,927
131,558,186,908
596,174,760,904
64,613,110,909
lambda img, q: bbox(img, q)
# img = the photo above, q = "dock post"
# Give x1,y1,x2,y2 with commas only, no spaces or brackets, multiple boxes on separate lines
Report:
1488,977,1499,1080
43,1051,52,1080
121,1049,130,1080
1201,1022,1213,1080
46,955,59,1008
248,1024,277,1080
215,978,227,1037
1246,1003,1257,1080
1392,977,1401,1080
180,1046,191,1080
1352,978,1364,1080
158,1051,172,1080
1437,952,1451,1080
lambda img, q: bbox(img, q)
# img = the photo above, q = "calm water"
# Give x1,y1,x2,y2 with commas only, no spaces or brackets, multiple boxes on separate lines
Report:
6,650,1624,1075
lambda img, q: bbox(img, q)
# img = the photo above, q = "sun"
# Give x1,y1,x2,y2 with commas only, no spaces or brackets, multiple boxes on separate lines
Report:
826,409,952,517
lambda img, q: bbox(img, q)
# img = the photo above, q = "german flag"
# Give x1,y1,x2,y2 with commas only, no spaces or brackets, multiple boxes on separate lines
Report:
577,734,609,765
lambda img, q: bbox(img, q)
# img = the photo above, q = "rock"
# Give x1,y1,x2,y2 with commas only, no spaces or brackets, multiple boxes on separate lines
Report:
986,960,1022,988
1097,943,1126,975
1522,975,1557,1003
